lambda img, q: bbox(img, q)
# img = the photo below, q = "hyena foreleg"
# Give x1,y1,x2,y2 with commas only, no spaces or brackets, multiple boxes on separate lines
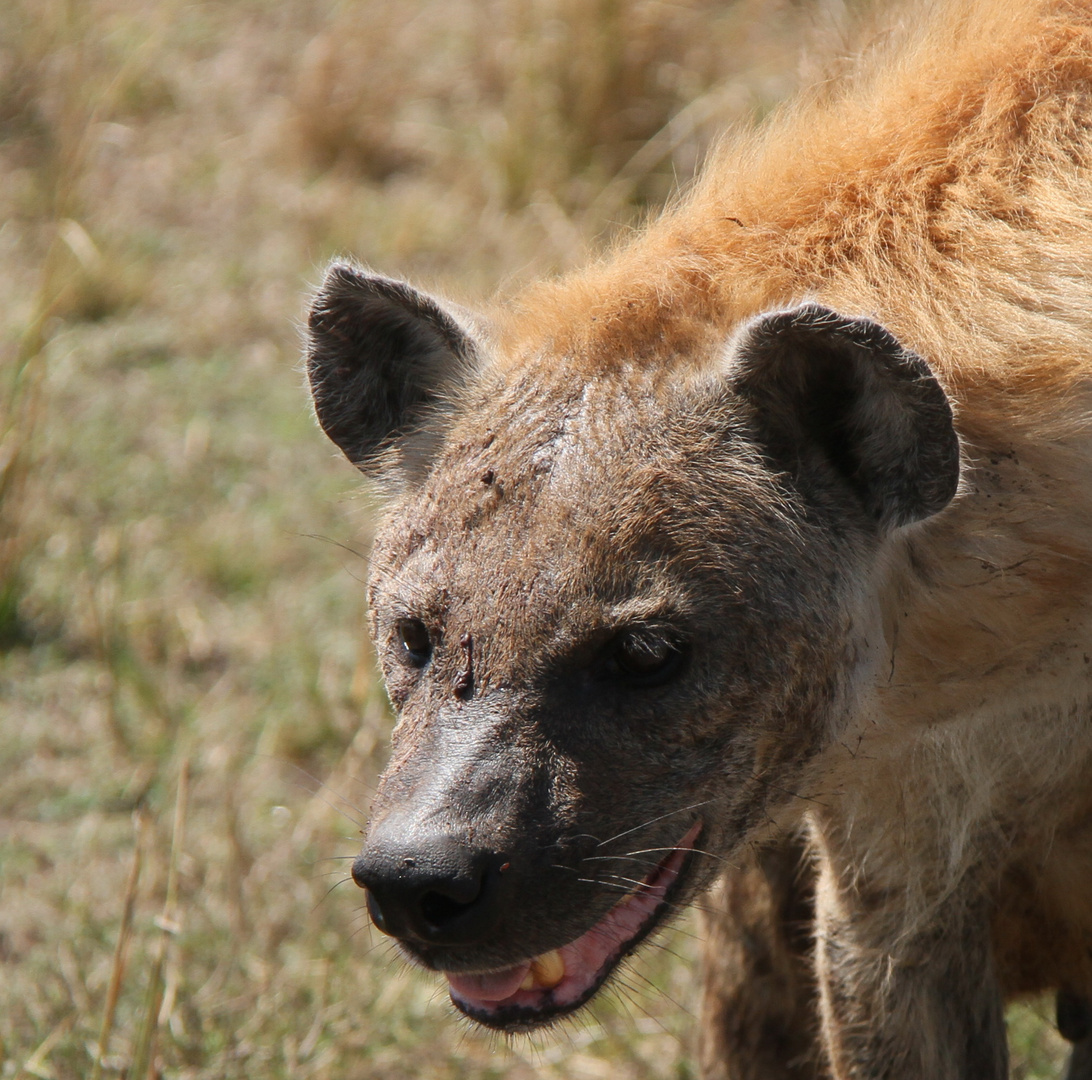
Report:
1059,992,1092,1080
812,841,1008,1080
698,834,824,1080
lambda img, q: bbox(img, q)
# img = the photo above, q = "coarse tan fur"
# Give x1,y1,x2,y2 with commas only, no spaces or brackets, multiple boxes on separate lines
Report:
304,1,1092,1078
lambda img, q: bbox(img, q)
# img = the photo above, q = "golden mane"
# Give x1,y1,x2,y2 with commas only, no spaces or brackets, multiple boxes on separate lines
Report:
498,0,1092,439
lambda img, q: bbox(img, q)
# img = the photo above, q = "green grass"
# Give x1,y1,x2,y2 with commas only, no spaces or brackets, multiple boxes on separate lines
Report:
0,0,1073,1077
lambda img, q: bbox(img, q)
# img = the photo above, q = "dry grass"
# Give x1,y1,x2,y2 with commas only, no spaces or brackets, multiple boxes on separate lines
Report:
0,0,1071,1077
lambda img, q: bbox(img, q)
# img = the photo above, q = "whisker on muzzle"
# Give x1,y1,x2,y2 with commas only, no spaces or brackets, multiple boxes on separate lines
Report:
594,800,715,848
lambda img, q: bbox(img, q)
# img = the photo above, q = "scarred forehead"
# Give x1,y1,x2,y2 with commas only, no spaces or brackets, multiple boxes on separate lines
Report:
367,371,708,625
389,371,675,529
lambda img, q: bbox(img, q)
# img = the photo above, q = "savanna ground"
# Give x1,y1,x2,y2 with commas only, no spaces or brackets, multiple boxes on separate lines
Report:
0,1,1074,1077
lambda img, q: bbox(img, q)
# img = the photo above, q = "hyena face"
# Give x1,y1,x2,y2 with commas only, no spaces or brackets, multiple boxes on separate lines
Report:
305,263,958,1030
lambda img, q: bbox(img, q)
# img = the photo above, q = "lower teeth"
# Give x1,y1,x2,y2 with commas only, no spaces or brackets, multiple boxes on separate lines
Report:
520,949,565,990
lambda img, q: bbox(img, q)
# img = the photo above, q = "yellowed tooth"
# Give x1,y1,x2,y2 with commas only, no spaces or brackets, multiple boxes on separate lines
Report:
519,969,535,991
530,949,565,989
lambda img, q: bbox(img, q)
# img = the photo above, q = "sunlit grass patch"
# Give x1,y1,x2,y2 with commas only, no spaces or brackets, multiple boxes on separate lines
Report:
1008,997,1070,1080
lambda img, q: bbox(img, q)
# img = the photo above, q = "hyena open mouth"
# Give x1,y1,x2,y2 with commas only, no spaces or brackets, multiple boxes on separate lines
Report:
444,821,702,1029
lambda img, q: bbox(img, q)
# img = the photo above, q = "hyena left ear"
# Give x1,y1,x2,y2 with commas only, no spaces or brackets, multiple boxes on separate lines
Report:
306,262,480,477
728,302,959,530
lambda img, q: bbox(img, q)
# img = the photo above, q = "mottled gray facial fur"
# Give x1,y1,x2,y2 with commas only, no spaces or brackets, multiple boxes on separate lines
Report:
305,262,958,1029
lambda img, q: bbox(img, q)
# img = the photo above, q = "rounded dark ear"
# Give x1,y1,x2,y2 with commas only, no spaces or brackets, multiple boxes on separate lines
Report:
728,303,959,529
306,262,480,476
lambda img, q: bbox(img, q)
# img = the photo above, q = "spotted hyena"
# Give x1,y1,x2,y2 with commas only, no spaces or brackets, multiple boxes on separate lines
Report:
304,1,1092,1076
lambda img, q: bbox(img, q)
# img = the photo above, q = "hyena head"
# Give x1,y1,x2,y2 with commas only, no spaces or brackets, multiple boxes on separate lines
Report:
305,262,958,1030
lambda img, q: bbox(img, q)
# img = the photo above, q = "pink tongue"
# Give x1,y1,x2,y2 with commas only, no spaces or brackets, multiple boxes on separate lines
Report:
446,962,531,1003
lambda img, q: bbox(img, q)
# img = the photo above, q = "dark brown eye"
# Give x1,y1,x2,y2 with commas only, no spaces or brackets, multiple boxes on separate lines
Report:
601,627,687,686
394,618,432,668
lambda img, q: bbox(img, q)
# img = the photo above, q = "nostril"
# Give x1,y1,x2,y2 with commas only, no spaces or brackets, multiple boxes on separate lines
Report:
419,888,479,929
365,890,390,934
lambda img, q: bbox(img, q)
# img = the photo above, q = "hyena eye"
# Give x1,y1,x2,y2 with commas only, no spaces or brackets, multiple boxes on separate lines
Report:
394,618,432,667
601,627,687,686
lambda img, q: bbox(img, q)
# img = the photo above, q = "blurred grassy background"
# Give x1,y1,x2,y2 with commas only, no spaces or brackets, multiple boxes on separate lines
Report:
0,0,1070,1077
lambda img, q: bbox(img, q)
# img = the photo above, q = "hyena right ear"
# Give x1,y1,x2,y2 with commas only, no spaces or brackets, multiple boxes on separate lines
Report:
727,302,959,531
306,262,480,477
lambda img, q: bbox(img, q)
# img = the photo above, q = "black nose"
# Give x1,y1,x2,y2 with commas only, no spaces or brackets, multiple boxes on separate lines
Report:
352,834,506,945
